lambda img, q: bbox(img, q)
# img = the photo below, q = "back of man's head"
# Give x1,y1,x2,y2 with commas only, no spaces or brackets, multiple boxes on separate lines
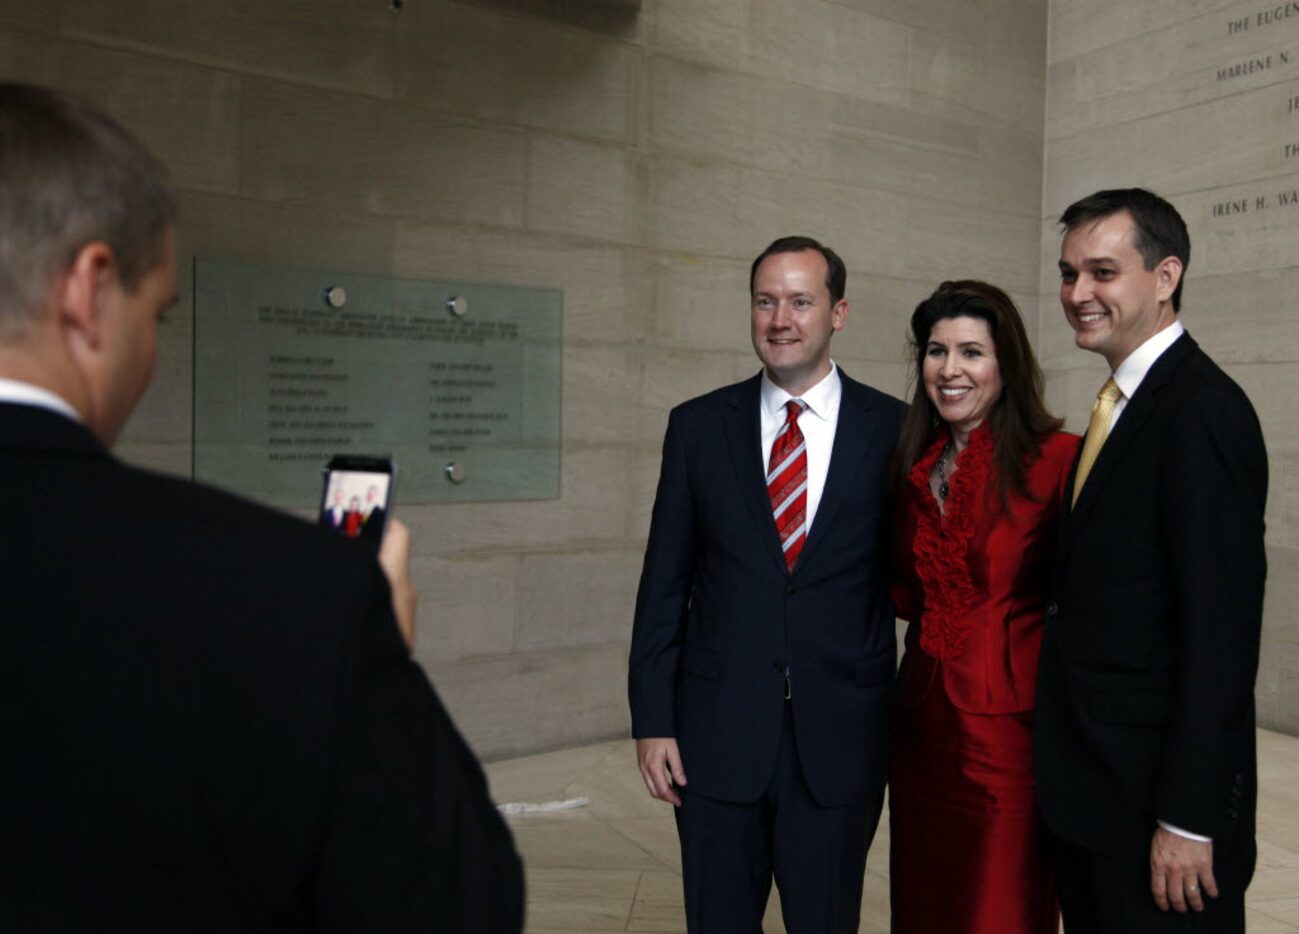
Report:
0,83,176,337
1059,187,1190,311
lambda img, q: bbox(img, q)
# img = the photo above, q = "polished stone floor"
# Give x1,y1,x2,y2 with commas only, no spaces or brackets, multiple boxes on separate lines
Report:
486,729,1299,933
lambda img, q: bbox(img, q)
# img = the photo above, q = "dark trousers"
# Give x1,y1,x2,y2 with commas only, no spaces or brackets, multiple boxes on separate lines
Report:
674,704,880,934
1053,834,1248,934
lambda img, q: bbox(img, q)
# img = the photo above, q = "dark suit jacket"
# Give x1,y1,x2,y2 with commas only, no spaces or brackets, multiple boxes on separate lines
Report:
629,370,904,807
1035,334,1268,870
0,403,523,932
361,505,387,543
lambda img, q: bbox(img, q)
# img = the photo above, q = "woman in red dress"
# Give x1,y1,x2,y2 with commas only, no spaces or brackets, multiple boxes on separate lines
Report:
888,280,1079,933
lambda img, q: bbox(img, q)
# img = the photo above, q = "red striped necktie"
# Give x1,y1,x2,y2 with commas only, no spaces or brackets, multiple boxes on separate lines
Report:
768,399,808,571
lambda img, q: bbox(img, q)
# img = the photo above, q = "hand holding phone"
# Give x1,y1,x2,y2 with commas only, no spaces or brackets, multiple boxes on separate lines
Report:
377,518,417,650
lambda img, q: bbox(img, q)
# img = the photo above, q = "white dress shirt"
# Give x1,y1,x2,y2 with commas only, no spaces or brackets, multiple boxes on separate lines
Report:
759,362,841,535
1104,321,1185,435
1093,322,1208,844
0,377,80,422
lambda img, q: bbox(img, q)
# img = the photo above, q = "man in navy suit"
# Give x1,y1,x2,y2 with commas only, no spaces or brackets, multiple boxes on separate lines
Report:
1036,189,1267,933
629,237,904,933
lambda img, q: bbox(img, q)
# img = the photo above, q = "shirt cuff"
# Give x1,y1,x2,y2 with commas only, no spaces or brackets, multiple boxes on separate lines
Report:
1158,820,1212,843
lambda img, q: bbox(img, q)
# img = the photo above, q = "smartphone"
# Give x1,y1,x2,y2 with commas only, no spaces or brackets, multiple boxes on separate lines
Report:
319,455,395,544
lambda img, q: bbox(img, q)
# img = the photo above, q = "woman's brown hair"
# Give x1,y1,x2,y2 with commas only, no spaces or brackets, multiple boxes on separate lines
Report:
891,280,1063,505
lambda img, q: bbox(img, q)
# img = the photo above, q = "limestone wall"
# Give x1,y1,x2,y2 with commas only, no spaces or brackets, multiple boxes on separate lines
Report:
0,0,1046,758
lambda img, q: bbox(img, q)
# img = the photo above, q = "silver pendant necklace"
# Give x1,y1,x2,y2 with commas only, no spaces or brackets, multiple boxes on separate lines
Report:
935,441,954,502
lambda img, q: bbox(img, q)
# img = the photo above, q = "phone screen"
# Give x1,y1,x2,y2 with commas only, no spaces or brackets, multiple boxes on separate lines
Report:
320,456,394,544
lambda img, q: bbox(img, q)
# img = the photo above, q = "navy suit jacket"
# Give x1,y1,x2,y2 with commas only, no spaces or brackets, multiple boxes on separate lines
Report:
1035,333,1268,872
0,403,523,932
629,370,904,807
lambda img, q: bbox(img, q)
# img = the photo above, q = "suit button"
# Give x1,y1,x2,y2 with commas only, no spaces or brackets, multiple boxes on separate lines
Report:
785,581,796,596
772,660,784,673
1046,602,1059,618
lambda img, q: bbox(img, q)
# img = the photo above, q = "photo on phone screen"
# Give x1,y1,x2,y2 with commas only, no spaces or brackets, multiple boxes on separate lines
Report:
319,456,393,544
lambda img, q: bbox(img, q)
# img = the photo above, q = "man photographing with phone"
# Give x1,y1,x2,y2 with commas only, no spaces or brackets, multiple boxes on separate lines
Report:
0,83,521,931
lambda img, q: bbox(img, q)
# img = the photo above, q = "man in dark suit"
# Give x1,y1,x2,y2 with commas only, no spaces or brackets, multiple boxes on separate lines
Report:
1035,188,1268,933
629,236,904,933
361,483,388,543
0,83,523,931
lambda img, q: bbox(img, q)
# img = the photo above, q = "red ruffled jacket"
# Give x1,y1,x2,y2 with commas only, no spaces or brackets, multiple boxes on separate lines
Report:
891,425,1079,714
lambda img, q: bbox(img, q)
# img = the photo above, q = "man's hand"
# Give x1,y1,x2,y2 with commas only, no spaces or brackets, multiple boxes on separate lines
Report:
637,738,687,806
1150,826,1217,912
377,518,418,651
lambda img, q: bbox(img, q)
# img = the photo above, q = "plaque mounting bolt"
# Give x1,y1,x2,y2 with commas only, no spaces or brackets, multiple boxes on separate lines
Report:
446,295,469,318
322,285,347,309
444,461,467,484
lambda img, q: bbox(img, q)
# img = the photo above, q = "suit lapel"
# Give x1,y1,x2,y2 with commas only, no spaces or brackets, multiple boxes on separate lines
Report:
1065,333,1196,534
796,374,879,572
723,375,790,575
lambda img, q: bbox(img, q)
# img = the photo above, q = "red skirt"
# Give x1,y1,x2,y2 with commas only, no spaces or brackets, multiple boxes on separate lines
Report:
889,667,1059,934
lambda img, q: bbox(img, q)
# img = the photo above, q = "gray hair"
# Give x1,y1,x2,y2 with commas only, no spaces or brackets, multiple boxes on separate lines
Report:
0,83,176,336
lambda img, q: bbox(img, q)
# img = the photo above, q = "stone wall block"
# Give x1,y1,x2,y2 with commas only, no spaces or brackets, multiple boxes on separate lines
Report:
515,549,644,650
647,57,829,174
748,1,910,99
0,26,59,85
1180,269,1299,365
828,0,984,45
120,319,194,446
10,43,243,196
905,203,1040,295
649,0,746,71
396,1,634,143
400,447,632,557
177,192,400,279
61,0,396,98
526,135,635,243
735,171,909,279
644,157,744,255
0,3,56,32
984,0,1049,69
427,644,631,760
563,345,640,445
645,252,750,352
1048,0,1236,65
241,80,527,228
909,29,1043,130
1045,88,1288,216
410,554,520,662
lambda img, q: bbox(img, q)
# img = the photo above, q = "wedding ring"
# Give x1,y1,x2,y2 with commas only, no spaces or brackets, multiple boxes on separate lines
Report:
1187,884,1198,892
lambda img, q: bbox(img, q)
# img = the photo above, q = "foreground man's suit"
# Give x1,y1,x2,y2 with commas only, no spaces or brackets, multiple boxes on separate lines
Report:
629,369,903,932
1035,333,1268,932
0,403,524,932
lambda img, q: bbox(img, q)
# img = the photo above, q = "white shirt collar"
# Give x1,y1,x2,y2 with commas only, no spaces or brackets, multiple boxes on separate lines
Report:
0,378,81,422
760,361,841,422
1112,321,1185,400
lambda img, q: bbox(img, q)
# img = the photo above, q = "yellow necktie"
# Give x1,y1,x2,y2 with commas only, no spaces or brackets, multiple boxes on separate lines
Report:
1072,378,1122,506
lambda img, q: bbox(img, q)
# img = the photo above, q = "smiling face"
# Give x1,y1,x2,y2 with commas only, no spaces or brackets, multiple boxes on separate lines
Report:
922,315,1003,442
750,249,847,395
1058,211,1181,371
